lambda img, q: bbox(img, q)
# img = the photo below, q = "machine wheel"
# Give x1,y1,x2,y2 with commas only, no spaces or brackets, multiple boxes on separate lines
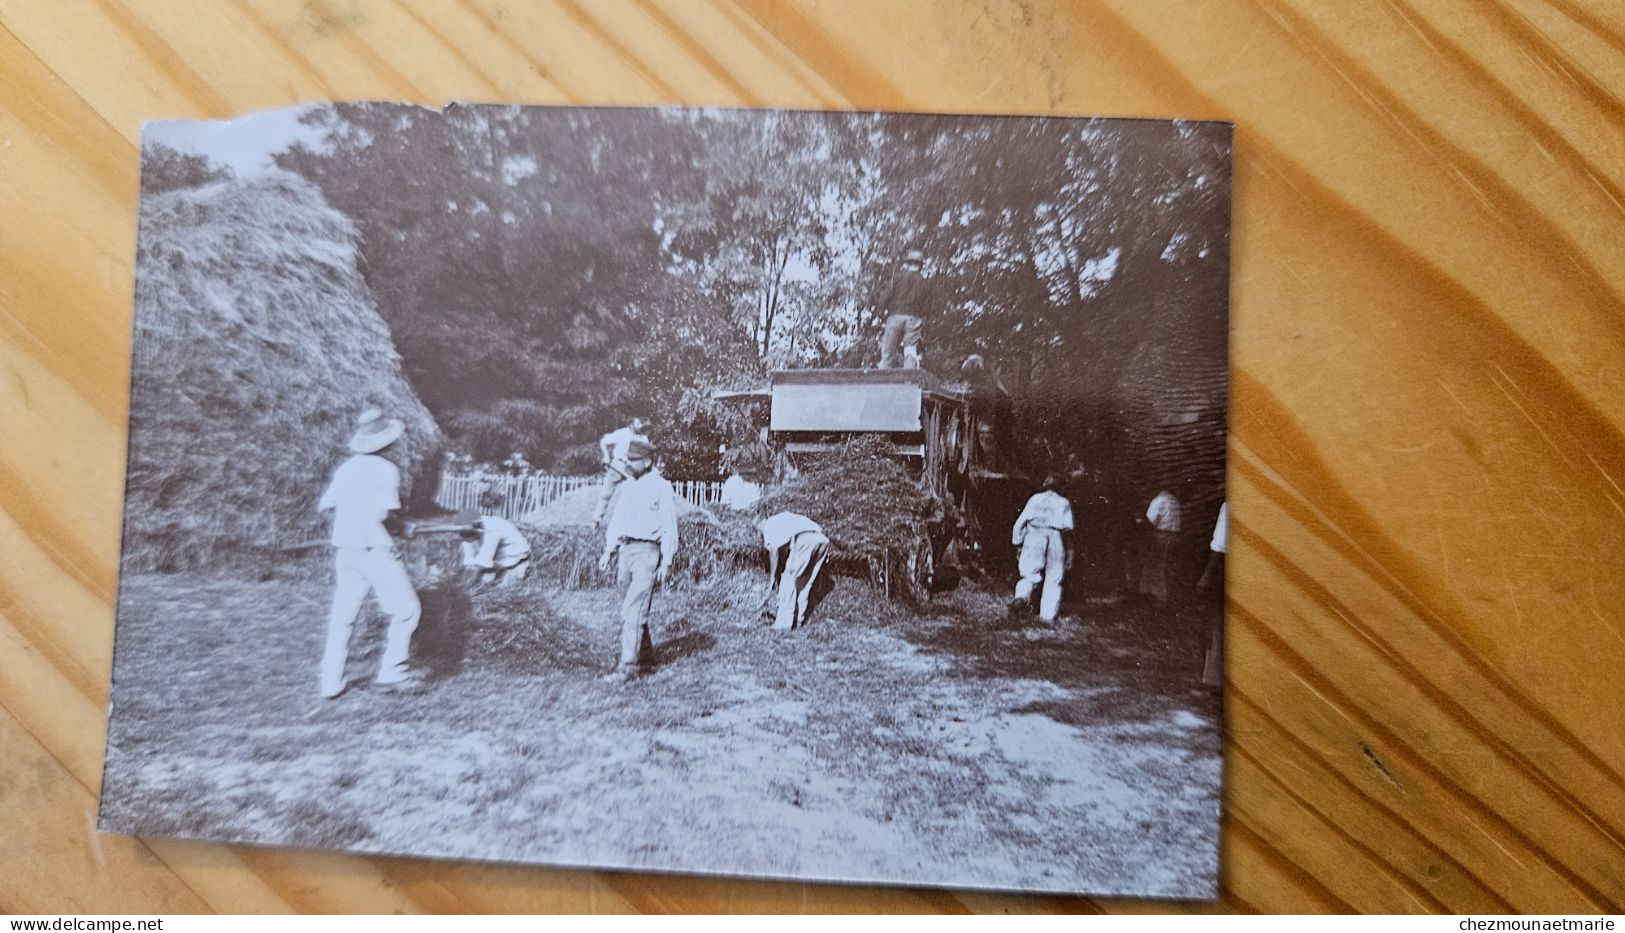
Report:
904,534,935,605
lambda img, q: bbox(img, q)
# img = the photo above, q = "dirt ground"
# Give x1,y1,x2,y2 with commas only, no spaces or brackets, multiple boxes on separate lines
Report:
100,567,1222,899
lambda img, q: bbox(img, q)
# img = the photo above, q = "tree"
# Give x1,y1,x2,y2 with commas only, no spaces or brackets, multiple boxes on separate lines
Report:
277,104,673,468
842,114,1230,492
655,109,867,369
141,142,232,194
276,103,1230,503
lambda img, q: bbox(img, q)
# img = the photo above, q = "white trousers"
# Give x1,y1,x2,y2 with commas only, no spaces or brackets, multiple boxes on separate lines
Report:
323,545,421,694
775,532,830,630
460,542,531,586
1014,528,1065,621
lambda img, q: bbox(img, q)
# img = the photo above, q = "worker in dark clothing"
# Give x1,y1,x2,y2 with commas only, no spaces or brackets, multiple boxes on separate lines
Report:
875,249,933,369
959,353,1012,473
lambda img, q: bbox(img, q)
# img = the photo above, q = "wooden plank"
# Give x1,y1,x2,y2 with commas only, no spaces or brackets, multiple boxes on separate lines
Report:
772,381,923,432
783,442,924,458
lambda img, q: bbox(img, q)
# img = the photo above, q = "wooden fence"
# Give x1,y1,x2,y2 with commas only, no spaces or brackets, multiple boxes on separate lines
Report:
436,470,725,523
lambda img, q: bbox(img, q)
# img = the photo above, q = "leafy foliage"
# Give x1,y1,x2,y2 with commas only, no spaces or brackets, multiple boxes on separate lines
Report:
141,142,233,194
277,105,1230,514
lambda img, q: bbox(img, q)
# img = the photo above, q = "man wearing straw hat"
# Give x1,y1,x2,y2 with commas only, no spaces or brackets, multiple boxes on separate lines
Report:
597,438,679,683
315,408,422,699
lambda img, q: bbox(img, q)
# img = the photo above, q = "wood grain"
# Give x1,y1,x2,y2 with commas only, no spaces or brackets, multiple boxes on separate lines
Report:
2,0,1622,914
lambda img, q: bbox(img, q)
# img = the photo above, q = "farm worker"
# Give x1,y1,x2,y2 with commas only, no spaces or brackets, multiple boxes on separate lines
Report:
455,508,532,586
591,416,651,523
1138,488,1183,603
875,248,932,369
316,408,422,699
1009,475,1074,622
1197,501,1227,688
759,512,831,630
598,439,679,682
1196,501,1226,595
959,353,1011,472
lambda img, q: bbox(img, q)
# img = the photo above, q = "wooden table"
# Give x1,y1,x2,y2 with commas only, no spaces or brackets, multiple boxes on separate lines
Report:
3,0,1621,915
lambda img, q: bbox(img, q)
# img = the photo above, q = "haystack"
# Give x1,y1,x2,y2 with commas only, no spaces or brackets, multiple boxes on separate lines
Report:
755,437,948,563
124,170,441,572
755,437,952,602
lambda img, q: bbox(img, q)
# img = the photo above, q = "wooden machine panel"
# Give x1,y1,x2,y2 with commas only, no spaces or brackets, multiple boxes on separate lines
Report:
770,379,922,432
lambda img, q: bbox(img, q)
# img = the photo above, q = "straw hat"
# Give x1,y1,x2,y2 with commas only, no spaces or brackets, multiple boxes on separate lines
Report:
625,438,655,461
348,408,405,453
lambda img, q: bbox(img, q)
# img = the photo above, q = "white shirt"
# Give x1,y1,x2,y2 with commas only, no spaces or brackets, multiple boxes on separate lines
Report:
461,515,531,568
605,469,680,567
317,454,400,549
1210,503,1228,554
1146,491,1182,532
759,512,823,550
601,426,648,462
1012,490,1073,545
720,474,762,511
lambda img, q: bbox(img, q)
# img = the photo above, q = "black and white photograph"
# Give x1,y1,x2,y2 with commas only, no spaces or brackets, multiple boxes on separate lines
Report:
101,103,1232,898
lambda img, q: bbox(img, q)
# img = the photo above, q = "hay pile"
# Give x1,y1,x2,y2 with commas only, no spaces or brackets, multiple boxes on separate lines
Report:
756,436,949,563
124,170,441,572
750,438,952,603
